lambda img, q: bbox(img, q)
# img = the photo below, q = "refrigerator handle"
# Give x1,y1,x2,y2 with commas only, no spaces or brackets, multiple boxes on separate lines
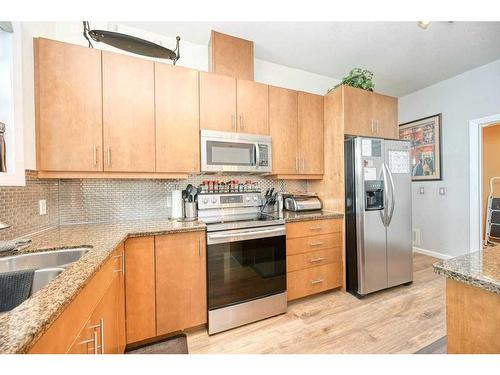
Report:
385,163,396,226
380,163,389,227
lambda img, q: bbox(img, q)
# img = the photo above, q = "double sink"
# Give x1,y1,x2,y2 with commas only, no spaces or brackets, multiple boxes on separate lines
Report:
0,248,90,299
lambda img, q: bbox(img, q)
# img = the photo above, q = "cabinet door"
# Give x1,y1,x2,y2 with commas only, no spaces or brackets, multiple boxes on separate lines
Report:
269,86,298,174
199,72,237,132
66,320,93,354
209,30,254,80
102,51,155,172
155,64,200,173
343,85,373,136
114,244,126,353
155,232,207,335
35,38,103,172
372,93,398,139
124,237,156,344
298,92,324,175
236,79,269,134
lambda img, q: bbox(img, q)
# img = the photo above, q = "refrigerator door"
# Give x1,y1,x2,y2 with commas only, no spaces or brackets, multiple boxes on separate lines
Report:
355,138,388,295
384,139,413,287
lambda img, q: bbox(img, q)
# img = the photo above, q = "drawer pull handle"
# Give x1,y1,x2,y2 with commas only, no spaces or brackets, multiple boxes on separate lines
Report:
311,279,324,285
309,257,325,263
309,241,324,247
310,226,323,230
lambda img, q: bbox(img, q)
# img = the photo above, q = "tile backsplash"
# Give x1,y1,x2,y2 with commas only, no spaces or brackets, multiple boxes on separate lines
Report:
0,170,307,239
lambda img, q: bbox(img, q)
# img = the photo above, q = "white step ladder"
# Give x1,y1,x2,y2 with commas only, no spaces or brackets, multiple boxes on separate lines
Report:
484,177,500,246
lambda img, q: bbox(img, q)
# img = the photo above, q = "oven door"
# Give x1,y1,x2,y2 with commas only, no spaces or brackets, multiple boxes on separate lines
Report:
207,226,286,311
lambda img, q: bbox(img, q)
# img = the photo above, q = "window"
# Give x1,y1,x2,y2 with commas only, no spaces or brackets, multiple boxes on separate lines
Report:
0,22,24,186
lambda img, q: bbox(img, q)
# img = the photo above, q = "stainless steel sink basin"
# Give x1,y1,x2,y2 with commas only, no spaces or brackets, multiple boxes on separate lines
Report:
0,248,90,303
0,248,90,273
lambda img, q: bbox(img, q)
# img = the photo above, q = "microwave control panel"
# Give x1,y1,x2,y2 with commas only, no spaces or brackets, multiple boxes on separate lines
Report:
258,144,269,167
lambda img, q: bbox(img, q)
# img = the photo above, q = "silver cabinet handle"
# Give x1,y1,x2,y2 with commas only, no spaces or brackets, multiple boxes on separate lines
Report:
295,157,299,172
301,158,305,172
309,257,325,263
240,114,244,130
376,120,380,134
113,254,123,273
231,114,236,130
309,226,322,230
93,145,98,167
106,147,112,166
93,331,99,354
311,279,324,285
198,238,202,257
99,318,104,354
309,241,324,247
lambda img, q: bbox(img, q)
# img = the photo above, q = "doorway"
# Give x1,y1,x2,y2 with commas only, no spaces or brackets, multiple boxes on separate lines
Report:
482,123,500,246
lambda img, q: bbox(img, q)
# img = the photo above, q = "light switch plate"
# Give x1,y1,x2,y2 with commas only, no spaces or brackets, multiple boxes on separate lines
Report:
38,199,47,215
419,187,425,194
439,187,446,195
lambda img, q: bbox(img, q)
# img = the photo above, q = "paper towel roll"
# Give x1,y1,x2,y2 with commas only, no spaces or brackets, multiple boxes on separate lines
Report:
171,190,183,219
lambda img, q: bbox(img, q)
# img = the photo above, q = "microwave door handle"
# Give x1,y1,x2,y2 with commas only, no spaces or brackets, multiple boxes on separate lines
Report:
254,142,260,168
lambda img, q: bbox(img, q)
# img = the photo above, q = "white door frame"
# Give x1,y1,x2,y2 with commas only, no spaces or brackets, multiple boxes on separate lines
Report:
469,113,500,252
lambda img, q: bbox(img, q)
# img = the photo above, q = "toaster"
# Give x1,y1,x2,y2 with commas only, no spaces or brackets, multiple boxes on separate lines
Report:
284,194,322,212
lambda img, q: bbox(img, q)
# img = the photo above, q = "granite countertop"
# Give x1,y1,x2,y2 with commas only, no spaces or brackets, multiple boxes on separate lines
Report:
0,210,343,353
281,210,344,222
433,246,500,295
0,219,205,354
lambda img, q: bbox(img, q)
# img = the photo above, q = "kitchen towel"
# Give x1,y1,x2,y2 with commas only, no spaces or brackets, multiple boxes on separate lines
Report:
0,269,35,312
171,190,183,219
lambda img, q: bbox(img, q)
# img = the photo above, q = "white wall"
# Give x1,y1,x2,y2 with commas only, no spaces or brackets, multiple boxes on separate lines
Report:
399,59,500,258
20,22,340,169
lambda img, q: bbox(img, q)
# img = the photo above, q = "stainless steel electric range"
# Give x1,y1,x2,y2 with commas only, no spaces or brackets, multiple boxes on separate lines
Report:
198,191,287,335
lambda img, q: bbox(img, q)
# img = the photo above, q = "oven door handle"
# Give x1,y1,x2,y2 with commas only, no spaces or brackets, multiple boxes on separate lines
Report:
207,226,285,244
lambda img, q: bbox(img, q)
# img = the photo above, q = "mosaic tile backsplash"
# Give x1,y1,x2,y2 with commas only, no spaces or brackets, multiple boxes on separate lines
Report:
0,170,307,239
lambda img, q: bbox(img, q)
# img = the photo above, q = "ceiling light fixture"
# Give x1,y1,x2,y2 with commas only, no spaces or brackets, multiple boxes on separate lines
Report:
417,21,431,30
82,21,180,64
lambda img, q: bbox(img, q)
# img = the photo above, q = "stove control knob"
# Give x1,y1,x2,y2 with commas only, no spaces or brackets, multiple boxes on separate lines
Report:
253,195,259,202
202,197,209,204
211,197,217,204
246,196,251,202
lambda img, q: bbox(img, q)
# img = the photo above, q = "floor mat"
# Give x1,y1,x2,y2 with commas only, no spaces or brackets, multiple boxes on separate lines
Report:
126,334,188,354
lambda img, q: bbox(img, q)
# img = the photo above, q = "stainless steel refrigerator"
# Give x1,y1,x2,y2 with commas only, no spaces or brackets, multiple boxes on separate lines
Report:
345,137,413,298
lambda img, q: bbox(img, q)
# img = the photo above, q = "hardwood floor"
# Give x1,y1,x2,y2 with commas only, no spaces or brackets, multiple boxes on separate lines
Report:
187,253,446,354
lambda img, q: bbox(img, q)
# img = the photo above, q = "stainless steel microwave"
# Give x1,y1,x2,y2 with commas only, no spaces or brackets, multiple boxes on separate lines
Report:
201,130,272,173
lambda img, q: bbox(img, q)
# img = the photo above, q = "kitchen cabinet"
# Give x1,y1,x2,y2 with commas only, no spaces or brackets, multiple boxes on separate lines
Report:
155,64,200,173
35,38,103,172
342,85,398,139
269,88,324,178
298,92,324,175
286,219,343,301
200,72,237,132
236,79,269,134
29,245,126,354
209,30,254,80
102,51,156,172
155,231,207,335
124,236,156,344
269,86,298,174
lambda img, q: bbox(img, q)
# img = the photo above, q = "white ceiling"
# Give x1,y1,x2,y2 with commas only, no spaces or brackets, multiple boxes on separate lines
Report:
122,22,500,97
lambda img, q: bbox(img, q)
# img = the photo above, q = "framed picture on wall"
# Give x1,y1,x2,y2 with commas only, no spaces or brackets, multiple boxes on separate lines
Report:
399,114,442,181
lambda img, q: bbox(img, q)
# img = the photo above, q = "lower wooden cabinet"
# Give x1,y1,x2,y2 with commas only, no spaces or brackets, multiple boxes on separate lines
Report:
30,245,126,354
155,232,207,335
285,219,343,301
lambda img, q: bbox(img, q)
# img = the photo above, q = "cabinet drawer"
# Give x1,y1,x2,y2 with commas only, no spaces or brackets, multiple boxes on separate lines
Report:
287,232,342,255
287,247,341,272
286,219,342,239
287,263,342,301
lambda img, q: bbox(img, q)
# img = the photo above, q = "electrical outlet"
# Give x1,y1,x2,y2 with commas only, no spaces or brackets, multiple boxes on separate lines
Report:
412,228,421,247
38,199,47,216
439,187,446,195
419,186,425,195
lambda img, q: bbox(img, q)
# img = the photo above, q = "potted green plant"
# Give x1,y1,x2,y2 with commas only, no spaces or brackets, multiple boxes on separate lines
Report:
328,68,375,93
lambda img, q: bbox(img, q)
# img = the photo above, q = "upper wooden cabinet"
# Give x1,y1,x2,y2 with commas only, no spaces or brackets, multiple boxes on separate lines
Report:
209,30,254,80
200,72,269,135
102,52,156,172
298,92,324,175
342,85,398,139
155,64,200,173
155,231,207,336
35,38,103,172
236,79,269,134
269,86,298,175
199,72,237,132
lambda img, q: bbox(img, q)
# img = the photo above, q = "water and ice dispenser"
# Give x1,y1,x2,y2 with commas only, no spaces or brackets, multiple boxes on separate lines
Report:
364,180,384,211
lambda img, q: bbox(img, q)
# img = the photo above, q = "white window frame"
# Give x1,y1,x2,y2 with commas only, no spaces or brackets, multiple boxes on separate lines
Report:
0,22,25,186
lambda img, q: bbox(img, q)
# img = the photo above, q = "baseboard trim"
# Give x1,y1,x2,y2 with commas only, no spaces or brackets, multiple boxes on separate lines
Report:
413,247,453,260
